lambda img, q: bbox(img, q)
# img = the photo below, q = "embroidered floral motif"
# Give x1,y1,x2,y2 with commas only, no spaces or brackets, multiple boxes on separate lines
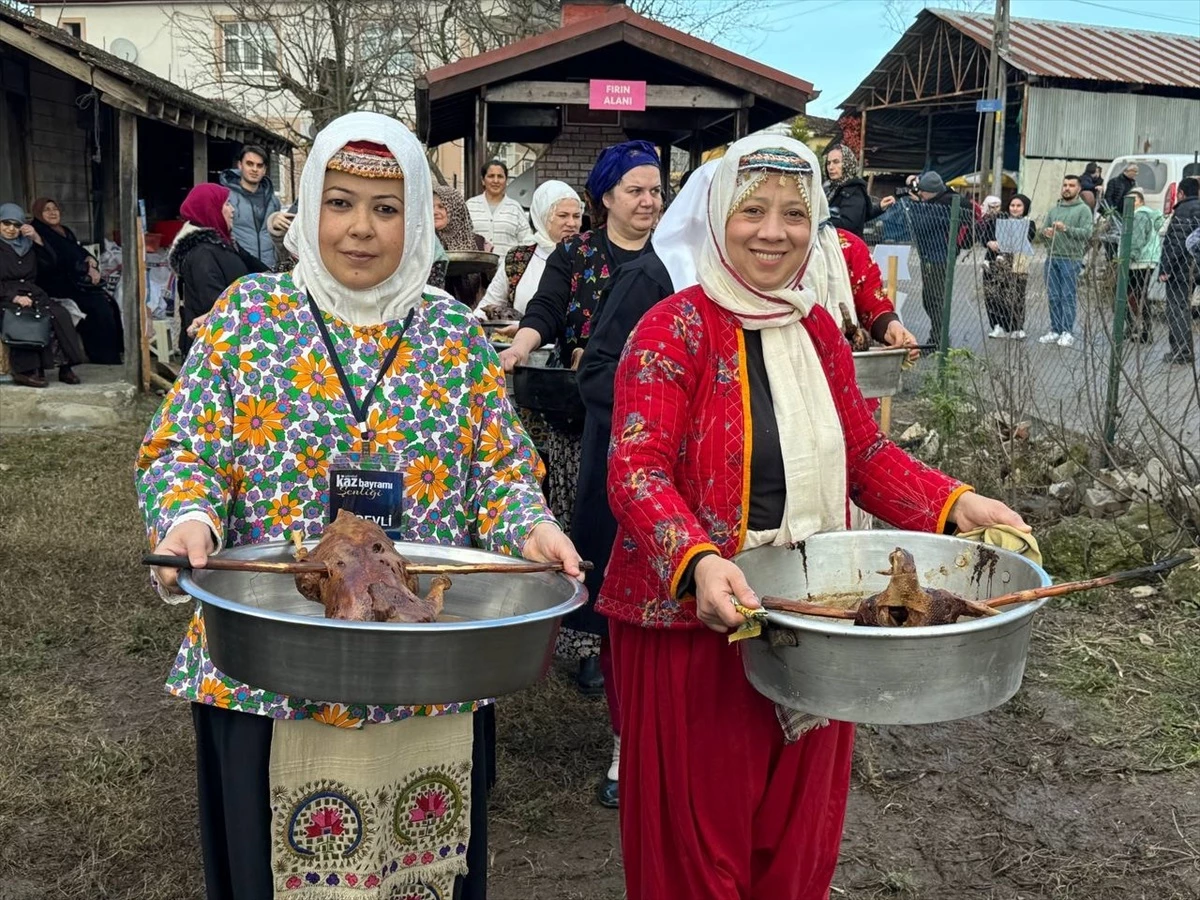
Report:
392,769,466,847
285,786,366,860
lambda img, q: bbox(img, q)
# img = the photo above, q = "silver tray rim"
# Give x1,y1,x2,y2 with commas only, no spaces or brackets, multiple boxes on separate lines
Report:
736,530,1051,639
180,539,588,633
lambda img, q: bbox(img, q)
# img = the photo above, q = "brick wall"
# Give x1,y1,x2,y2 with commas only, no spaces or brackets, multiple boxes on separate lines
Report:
535,123,629,197
28,59,93,236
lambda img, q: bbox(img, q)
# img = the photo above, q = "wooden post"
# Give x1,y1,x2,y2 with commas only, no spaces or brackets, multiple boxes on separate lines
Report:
880,255,900,436
689,130,703,171
466,92,487,198
118,109,140,389
136,214,151,393
735,96,751,139
192,130,208,186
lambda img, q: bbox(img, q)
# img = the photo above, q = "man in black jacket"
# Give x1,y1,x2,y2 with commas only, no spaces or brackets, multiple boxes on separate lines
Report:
906,171,973,348
1159,177,1200,364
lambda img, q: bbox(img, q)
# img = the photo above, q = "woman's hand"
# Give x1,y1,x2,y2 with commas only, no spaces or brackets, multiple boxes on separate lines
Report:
498,346,529,372
13,295,33,308
268,210,295,237
987,240,1000,253
882,320,919,359
522,521,584,580
693,554,759,634
187,313,209,338
880,195,896,210
949,491,1031,534
20,224,41,246
153,520,217,593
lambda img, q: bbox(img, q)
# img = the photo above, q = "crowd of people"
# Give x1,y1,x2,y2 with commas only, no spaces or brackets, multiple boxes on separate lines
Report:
828,156,1199,364
134,110,1036,900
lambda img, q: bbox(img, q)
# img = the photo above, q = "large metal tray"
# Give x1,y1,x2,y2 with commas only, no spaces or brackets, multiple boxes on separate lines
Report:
446,250,499,279
180,540,587,706
852,347,908,399
734,531,1051,725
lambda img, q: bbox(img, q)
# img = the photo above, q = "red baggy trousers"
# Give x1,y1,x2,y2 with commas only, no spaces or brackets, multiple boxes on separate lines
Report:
611,620,855,900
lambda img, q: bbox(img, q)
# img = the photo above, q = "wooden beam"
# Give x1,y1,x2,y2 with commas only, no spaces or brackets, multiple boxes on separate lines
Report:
483,80,743,109
193,131,208,185
0,21,148,113
487,106,560,130
466,92,486,197
117,109,140,390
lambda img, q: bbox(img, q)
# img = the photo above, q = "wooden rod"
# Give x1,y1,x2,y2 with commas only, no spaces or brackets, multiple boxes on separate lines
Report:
760,596,858,620
143,555,594,577
984,555,1193,609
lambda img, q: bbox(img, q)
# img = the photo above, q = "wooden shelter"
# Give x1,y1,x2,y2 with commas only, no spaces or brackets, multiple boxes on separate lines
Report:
417,0,816,196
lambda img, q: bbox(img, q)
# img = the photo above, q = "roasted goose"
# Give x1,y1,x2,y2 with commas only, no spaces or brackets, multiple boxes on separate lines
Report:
853,548,994,627
295,511,451,623
839,302,872,352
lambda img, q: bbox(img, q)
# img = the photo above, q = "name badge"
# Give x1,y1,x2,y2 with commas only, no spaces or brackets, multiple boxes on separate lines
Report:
328,453,405,534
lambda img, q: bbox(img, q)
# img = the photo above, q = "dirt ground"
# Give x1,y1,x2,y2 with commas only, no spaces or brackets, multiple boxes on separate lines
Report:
0,413,1197,899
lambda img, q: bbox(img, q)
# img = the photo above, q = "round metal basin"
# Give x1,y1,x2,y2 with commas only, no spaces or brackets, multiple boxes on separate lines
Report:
733,531,1051,725
181,540,587,707
852,347,908,399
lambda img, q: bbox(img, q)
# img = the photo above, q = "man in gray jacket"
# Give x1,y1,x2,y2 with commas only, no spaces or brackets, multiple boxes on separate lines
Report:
219,145,280,268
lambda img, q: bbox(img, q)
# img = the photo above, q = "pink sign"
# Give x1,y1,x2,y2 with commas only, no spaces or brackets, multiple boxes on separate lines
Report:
589,80,647,112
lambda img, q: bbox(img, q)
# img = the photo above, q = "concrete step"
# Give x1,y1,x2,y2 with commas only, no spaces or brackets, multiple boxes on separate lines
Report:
0,364,138,430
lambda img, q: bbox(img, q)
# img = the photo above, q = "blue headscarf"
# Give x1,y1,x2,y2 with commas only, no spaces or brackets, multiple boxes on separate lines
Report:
0,203,32,258
585,141,660,201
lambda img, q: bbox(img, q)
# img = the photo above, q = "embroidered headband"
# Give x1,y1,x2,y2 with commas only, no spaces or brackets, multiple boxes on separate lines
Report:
729,147,813,220
327,141,404,179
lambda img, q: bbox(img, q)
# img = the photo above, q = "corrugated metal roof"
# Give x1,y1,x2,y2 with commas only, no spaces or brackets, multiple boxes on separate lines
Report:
931,9,1200,89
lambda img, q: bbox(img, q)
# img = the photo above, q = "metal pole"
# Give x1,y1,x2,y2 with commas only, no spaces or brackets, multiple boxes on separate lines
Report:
938,194,963,387
991,0,1011,200
1102,195,1136,454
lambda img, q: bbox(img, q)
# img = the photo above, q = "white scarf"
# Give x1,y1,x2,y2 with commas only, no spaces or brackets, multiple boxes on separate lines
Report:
529,180,581,255
697,135,852,546
284,111,436,326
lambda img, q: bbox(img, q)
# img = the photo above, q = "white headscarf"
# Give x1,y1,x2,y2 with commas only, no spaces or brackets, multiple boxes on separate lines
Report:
284,112,436,326
698,134,850,547
654,160,718,290
530,181,581,254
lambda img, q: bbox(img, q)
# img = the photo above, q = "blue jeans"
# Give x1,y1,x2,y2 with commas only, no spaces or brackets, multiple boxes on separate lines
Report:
1045,257,1081,335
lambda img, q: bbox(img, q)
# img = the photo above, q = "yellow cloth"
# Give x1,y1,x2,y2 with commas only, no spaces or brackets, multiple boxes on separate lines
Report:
957,524,1042,566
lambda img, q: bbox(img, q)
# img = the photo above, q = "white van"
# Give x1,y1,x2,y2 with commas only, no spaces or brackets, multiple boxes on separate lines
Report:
1106,153,1200,214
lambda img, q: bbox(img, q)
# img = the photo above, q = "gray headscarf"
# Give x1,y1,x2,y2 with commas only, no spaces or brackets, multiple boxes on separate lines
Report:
0,203,32,257
822,143,861,199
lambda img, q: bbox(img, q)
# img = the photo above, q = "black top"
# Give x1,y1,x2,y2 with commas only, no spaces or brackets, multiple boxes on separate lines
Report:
520,228,649,368
827,178,884,239
744,331,786,531
31,220,93,300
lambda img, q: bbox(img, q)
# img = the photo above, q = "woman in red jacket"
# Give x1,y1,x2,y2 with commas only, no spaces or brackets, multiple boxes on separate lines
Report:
598,135,1027,900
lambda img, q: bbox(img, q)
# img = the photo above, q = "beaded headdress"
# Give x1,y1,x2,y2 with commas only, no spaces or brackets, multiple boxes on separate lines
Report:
327,140,404,179
729,147,812,220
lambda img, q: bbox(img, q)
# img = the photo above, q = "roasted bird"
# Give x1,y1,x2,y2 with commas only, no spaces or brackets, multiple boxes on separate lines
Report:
853,548,994,627
295,511,451,623
839,302,872,352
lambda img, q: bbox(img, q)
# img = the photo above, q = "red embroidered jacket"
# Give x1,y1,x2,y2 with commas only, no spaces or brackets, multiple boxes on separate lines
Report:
838,228,898,340
596,285,971,630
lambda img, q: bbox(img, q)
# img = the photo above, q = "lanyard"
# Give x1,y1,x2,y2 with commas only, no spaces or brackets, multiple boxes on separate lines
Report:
307,298,415,451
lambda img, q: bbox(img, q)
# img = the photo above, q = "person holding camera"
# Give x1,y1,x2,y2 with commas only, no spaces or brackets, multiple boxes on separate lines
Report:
905,171,972,349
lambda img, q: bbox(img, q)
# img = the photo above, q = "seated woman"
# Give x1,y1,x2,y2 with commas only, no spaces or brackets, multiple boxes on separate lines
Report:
139,112,580,899
30,197,124,365
168,183,265,358
432,184,486,306
598,136,1027,900
1,203,85,388
478,180,582,320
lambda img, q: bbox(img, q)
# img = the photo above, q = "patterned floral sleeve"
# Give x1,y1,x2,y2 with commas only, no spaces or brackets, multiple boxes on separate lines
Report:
461,320,555,556
837,228,898,340
136,286,240,553
607,299,721,597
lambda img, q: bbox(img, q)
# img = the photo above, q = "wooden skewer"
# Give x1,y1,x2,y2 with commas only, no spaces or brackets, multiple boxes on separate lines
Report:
760,595,858,620
142,554,593,577
984,554,1194,609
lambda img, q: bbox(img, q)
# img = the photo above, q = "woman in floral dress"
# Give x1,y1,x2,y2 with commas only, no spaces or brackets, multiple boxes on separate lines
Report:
599,136,1027,899
138,112,580,900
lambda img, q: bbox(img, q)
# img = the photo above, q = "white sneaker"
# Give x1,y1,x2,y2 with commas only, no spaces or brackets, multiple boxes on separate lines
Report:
1009,330,1027,340
987,325,1007,339
1057,332,1076,347
1038,331,1061,344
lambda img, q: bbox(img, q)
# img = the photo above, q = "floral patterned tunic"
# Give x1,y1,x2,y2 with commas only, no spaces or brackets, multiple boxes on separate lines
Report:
137,272,554,727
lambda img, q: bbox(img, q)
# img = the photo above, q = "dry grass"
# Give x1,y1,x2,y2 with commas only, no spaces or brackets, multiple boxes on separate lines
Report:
1,410,1197,899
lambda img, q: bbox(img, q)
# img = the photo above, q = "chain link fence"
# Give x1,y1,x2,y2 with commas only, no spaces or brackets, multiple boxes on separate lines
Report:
868,191,1200,532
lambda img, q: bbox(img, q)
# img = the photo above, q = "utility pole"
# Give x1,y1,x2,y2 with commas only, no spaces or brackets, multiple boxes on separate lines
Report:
990,0,1011,200
979,0,1008,200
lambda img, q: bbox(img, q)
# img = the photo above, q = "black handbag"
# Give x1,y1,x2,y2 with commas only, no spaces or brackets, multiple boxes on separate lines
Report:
2,304,53,349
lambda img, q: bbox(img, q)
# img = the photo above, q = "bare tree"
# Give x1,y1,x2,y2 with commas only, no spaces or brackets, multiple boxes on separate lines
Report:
882,0,990,36
170,0,771,148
